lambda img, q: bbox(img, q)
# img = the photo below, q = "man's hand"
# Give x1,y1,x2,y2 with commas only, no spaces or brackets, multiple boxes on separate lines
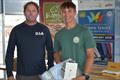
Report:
72,75,85,80
8,76,15,80
54,51,61,64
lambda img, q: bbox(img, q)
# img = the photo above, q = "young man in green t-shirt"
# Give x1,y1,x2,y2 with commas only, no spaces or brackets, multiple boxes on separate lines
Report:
54,1,96,80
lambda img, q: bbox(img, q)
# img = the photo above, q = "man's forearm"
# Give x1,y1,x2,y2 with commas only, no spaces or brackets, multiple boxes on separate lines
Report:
84,48,94,74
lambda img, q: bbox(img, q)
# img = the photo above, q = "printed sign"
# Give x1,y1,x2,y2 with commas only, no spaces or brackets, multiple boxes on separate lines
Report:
78,9,114,41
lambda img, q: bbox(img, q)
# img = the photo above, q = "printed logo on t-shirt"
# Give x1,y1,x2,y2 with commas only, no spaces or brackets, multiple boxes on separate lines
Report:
73,36,80,44
35,32,44,36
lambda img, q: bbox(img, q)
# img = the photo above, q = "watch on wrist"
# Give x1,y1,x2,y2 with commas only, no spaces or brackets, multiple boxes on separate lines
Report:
82,73,90,80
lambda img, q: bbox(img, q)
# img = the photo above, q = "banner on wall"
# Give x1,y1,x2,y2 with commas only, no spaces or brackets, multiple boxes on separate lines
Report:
78,0,115,10
78,0,115,64
78,9,114,41
40,0,71,40
78,9,114,64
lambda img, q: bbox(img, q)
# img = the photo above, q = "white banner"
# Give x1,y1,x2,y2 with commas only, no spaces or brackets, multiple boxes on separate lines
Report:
78,0,115,10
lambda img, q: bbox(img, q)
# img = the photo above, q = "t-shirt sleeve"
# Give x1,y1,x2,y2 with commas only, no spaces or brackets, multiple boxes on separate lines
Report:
83,29,96,49
5,27,16,77
54,33,61,52
45,27,54,69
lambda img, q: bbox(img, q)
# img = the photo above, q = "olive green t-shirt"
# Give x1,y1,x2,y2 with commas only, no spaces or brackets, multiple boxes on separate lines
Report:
54,24,96,72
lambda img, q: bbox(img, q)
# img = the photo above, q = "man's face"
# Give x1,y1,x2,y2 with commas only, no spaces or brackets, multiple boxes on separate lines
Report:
60,8,76,24
24,4,38,23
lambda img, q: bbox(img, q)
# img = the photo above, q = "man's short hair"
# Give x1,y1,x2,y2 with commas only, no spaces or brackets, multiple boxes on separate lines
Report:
60,1,76,10
24,1,39,12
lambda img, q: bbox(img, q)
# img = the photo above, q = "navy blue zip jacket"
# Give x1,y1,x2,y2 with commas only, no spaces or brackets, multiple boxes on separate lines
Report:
5,22,54,77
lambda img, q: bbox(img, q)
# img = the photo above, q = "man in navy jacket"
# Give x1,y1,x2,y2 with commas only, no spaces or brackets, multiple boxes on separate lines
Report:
5,2,54,80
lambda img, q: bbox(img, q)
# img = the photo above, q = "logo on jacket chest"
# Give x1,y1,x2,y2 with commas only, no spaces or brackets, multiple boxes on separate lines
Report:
35,32,44,36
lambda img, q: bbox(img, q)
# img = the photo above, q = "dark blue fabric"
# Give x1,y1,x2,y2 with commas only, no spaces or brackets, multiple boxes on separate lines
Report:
5,22,54,77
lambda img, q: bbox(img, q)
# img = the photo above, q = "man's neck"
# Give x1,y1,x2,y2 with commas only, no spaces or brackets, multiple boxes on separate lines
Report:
25,20,37,26
65,21,76,29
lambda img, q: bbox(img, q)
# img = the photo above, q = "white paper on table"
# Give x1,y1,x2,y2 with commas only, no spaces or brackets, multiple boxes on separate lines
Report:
102,70,120,75
63,62,78,80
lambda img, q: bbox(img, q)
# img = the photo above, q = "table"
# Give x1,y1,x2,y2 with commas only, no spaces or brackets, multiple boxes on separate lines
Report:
91,64,120,80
